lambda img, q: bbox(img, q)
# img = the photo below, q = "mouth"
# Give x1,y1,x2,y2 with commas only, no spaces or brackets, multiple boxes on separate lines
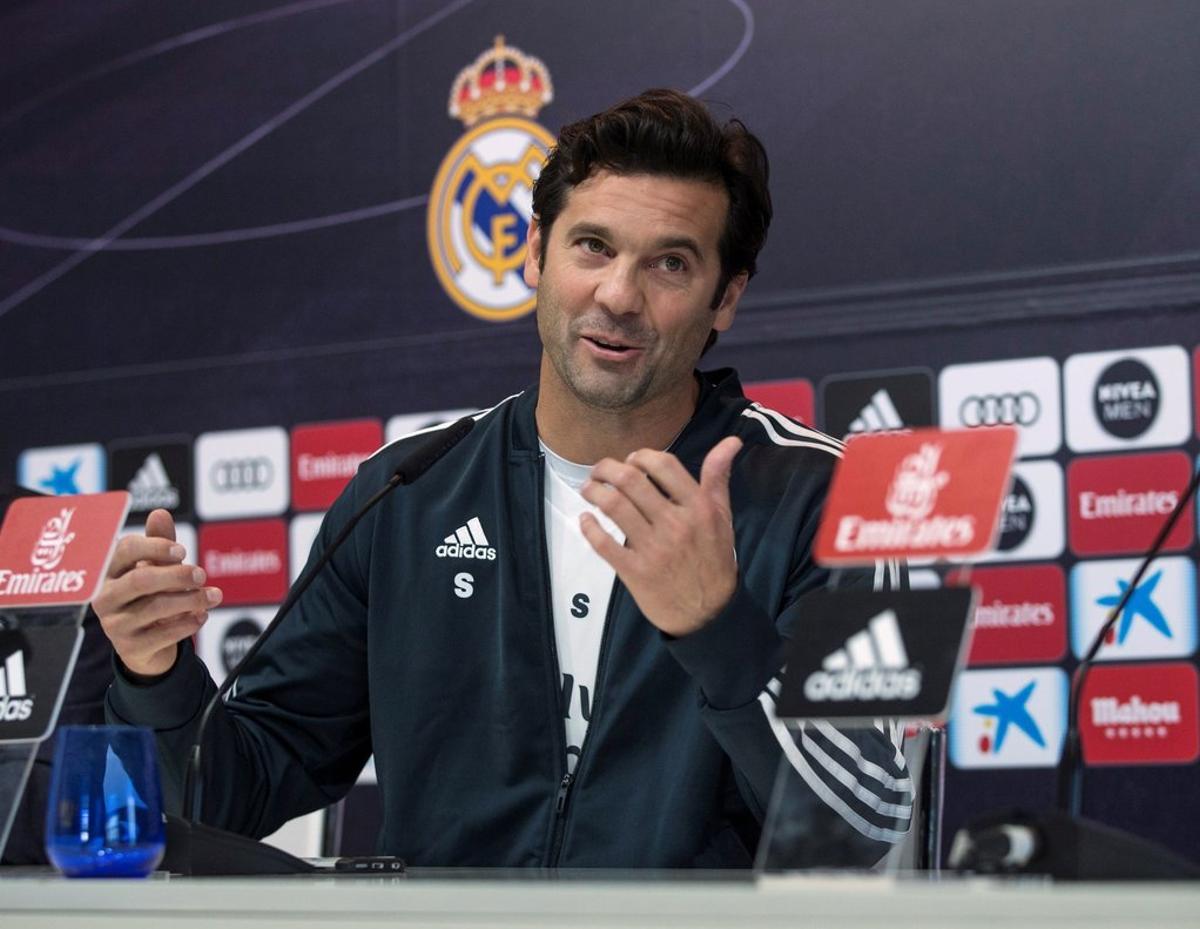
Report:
581,334,643,360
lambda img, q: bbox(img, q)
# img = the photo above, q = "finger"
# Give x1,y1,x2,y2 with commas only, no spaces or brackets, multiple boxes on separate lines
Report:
623,449,700,505
108,534,187,579
699,437,742,509
587,458,672,525
98,562,208,616
144,509,177,543
131,611,207,657
580,473,653,542
579,512,633,573
103,587,221,639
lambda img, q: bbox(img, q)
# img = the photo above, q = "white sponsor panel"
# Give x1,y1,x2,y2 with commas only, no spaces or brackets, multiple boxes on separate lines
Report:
385,409,477,445
17,443,105,495
938,356,1061,457
950,666,1067,768
289,513,324,583
195,427,289,520
1064,346,1191,452
977,460,1064,563
120,522,197,566
1069,556,1197,661
197,606,274,687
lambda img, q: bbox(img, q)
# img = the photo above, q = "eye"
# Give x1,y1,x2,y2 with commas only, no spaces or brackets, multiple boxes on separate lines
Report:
579,237,608,255
658,255,687,273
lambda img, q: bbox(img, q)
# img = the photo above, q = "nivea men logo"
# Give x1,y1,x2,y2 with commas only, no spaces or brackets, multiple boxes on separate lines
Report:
435,517,497,560
0,649,33,722
959,392,1041,428
211,458,274,492
997,475,1035,552
1093,359,1160,439
803,610,922,702
221,618,263,673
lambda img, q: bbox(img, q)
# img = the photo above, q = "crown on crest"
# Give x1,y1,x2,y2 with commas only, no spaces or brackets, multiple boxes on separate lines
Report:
448,35,554,126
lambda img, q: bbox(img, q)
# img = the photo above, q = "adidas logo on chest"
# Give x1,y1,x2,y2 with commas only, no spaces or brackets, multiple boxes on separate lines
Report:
435,516,497,560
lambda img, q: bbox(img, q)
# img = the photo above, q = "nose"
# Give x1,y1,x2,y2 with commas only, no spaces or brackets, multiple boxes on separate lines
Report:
593,259,644,316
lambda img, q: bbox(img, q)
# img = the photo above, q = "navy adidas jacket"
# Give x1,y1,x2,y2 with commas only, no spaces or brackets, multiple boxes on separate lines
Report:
107,369,912,867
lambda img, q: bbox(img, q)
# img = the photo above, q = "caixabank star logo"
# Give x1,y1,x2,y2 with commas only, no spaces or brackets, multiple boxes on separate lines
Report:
427,36,555,322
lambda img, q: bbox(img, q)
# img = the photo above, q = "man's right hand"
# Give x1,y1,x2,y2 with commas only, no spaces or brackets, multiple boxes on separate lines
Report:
92,508,223,679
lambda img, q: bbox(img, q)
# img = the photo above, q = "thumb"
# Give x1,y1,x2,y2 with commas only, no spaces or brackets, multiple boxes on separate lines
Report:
699,436,742,506
144,508,177,543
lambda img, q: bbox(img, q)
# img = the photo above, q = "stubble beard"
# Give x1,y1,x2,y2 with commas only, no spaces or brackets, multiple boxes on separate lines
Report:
545,320,659,412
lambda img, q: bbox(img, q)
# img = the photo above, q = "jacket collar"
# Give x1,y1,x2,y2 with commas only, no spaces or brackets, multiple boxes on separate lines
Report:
509,368,748,471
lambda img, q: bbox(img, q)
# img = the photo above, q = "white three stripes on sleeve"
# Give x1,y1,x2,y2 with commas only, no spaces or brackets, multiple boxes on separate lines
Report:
747,403,912,843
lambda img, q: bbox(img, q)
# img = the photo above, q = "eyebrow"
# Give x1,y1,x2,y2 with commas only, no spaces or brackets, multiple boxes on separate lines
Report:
563,223,707,262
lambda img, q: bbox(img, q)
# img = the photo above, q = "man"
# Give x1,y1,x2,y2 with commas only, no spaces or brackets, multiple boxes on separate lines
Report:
96,89,911,868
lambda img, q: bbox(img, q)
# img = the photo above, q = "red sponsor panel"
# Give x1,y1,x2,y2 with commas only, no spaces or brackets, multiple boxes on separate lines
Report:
1080,663,1199,765
290,419,382,512
0,492,129,608
1067,452,1194,556
964,565,1066,666
743,378,815,426
198,519,288,606
814,427,1018,564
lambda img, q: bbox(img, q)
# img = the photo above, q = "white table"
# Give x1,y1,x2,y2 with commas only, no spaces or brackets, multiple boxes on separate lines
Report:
2,871,1198,929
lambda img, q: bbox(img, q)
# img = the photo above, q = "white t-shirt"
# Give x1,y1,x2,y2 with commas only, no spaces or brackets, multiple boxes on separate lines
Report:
540,441,624,773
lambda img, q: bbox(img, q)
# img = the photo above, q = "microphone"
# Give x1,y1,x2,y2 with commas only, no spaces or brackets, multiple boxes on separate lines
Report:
180,415,476,828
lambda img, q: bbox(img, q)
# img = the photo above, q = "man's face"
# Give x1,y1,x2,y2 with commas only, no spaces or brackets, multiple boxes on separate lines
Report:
525,171,746,414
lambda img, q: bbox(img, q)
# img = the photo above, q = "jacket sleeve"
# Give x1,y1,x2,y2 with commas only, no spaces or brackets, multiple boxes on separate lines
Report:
666,526,913,868
105,481,374,839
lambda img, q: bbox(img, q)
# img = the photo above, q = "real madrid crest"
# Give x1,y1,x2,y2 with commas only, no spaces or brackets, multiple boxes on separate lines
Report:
427,36,554,322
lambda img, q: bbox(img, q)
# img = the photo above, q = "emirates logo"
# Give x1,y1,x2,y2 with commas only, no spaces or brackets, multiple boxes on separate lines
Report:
30,508,76,571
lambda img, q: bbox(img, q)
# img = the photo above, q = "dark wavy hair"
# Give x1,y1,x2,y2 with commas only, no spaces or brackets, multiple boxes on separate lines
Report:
531,89,772,315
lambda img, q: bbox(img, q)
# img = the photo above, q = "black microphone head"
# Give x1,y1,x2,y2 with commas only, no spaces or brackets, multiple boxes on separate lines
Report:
391,415,475,485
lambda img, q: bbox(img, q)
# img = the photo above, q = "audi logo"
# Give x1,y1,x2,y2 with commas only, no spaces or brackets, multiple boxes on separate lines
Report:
211,457,274,492
959,392,1041,427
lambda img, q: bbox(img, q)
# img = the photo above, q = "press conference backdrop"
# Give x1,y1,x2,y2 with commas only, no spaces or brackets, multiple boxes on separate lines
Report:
2,0,1198,864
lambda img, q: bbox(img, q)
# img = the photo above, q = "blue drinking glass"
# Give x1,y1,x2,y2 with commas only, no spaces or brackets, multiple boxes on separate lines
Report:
44,725,165,877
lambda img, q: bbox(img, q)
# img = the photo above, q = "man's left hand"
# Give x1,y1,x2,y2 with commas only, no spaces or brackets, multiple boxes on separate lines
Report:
580,436,742,637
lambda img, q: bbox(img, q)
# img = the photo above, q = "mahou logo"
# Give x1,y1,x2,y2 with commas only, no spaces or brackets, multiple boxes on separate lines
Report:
1080,663,1199,765
815,428,1017,564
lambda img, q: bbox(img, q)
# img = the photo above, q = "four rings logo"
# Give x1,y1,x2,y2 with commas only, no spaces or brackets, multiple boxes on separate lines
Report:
211,458,273,493
959,393,1041,428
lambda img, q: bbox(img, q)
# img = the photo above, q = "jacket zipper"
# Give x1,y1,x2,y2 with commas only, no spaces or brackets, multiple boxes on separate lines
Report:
534,455,572,865
547,578,621,867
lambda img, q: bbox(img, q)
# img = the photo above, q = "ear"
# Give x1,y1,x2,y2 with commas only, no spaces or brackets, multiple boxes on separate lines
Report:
523,217,543,288
712,272,748,333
